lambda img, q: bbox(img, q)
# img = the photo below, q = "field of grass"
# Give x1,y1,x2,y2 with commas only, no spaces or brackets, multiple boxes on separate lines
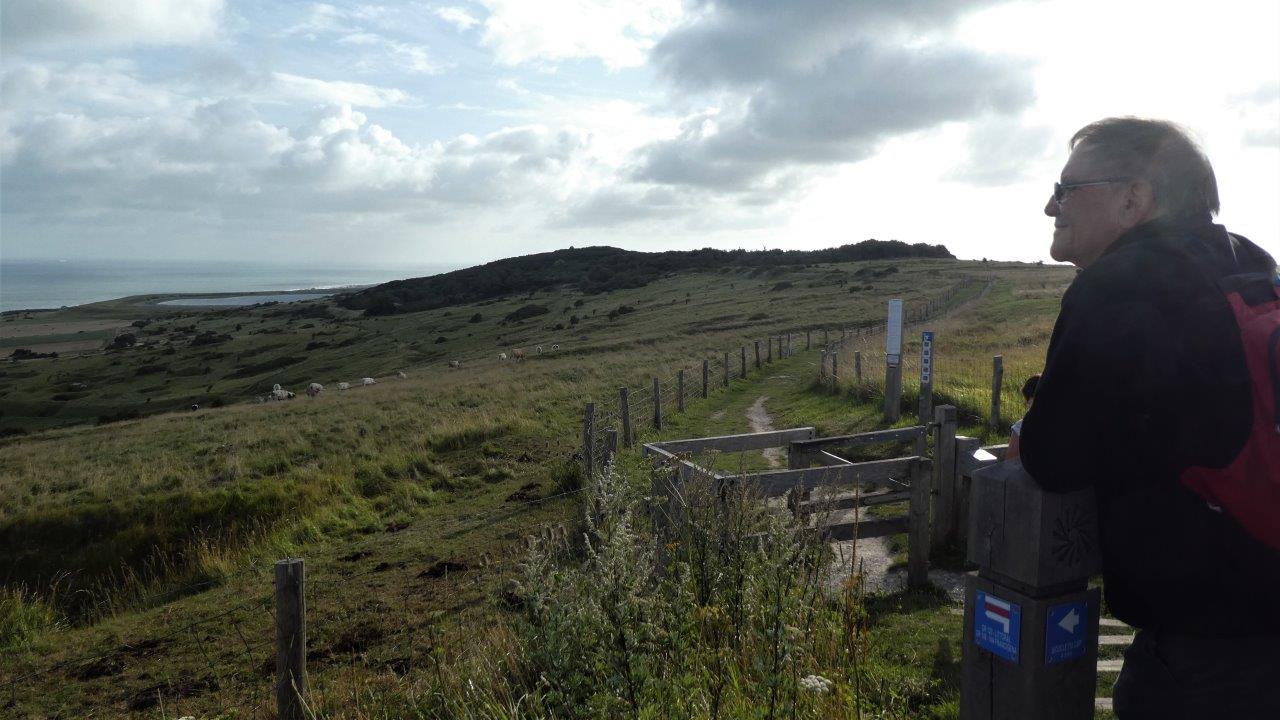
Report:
0,256,1086,717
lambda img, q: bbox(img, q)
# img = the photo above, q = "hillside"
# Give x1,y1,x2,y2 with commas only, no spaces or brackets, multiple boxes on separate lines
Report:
0,257,1084,718
337,240,954,315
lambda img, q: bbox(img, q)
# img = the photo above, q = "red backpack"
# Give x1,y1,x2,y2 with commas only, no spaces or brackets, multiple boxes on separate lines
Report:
1179,270,1280,551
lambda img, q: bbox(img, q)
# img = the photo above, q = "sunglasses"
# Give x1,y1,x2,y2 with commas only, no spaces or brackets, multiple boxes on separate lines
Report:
1052,177,1131,204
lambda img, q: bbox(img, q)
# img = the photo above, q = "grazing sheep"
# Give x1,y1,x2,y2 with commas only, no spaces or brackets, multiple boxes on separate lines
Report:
362,377,376,386
498,352,508,361
396,371,407,379
337,382,350,391
513,348,525,361
273,383,282,392
307,382,324,397
267,388,295,401
551,344,560,351
450,360,460,368
190,404,200,412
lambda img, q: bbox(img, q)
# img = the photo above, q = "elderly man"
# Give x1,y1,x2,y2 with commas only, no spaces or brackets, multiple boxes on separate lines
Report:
1019,118,1280,718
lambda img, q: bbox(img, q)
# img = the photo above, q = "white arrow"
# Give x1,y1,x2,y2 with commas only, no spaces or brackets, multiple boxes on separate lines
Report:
1058,609,1080,634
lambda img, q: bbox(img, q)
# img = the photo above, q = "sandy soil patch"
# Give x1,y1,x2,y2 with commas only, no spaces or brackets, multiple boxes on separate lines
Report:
745,396,783,468
0,319,128,339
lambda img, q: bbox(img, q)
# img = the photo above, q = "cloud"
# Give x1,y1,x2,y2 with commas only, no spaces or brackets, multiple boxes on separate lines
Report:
1,0,223,49
434,6,480,31
478,0,683,69
271,72,413,107
947,117,1054,187
633,0,1036,192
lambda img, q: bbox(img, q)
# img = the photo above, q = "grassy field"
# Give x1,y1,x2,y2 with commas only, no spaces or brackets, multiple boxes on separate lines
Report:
0,256,1092,717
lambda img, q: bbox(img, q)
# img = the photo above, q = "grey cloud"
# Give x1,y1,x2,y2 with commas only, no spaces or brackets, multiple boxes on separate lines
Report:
947,118,1055,187
1,0,223,50
550,186,691,228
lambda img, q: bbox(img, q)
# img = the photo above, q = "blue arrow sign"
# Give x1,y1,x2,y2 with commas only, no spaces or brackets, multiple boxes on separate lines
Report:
1046,601,1088,664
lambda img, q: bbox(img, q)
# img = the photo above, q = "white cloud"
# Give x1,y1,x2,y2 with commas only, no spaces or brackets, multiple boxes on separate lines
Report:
478,0,683,69
270,72,412,108
434,6,479,31
1,0,224,49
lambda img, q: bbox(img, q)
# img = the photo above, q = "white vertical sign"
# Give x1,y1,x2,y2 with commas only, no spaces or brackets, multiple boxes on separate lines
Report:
921,331,934,385
886,299,903,366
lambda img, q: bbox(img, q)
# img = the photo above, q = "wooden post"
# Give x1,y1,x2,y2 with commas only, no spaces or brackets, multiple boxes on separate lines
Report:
619,386,633,448
831,352,838,391
806,329,811,350
702,359,710,399
604,429,618,467
823,328,829,346
854,351,862,384
820,350,827,382
785,332,791,357
884,363,902,422
677,369,685,413
767,336,773,363
918,331,934,426
740,345,747,378
755,340,761,369
931,405,958,552
275,558,306,720
652,377,662,430
991,355,1004,430
907,460,930,590
723,351,729,387
582,403,595,480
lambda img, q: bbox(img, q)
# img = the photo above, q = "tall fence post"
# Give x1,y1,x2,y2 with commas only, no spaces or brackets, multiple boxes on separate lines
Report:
702,359,709,398
275,558,306,720
619,386,633,447
823,328,829,347
767,337,773,363
918,331,934,426
677,369,685,413
740,345,747,378
785,332,791,358
755,340,761,369
930,405,958,552
991,355,1004,430
652,377,662,430
831,352,838,391
907,460,930,590
582,403,595,480
723,351,729,387
806,329,811,350
820,349,828,382
854,351,862,384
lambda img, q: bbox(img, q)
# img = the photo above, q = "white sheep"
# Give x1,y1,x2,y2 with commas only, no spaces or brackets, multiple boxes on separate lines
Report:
337,382,350,391
306,382,323,397
498,352,508,361
536,345,543,354
450,360,460,368
362,377,376,386
396,371,407,379
272,383,282,392
551,344,560,351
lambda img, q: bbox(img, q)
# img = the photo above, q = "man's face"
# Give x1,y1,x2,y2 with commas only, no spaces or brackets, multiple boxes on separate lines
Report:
1044,144,1130,268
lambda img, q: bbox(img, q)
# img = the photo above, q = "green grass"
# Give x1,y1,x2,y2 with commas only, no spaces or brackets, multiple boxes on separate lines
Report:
0,257,1078,717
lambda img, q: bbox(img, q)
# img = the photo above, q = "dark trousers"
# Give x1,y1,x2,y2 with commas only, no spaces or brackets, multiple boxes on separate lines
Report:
1113,629,1280,719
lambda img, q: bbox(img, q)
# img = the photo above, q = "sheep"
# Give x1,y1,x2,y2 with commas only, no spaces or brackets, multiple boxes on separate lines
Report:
337,382,350,391
362,377,376,386
498,352,508,361
306,382,324,397
536,345,543,354
450,360,460,368
273,383,282,392
513,348,525,361
551,344,560,351
190,404,200,412
265,388,295,401
396,371,407,379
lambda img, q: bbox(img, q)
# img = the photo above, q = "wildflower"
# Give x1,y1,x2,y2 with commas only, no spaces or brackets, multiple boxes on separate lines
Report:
799,674,833,693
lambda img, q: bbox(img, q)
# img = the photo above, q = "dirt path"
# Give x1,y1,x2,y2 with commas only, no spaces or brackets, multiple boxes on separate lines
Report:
746,396,783,468
745,394,965,601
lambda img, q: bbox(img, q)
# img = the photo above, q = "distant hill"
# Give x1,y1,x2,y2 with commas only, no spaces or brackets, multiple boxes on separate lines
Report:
338,240,953,315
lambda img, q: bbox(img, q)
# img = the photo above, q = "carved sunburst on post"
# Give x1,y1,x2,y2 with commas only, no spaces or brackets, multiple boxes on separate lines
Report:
1050,504,1096,568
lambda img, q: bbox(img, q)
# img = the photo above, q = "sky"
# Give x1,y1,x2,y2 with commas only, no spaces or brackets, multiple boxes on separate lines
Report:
1,0,1277,267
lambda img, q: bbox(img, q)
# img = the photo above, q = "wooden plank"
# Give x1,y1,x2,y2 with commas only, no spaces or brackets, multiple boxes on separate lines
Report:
797,488,911,513
653,427,816,456
1099,618,1128,628
907,458,930,589
1097,660,1123,673
791,426,926,452
1095,698,1113,711
817,514,909,541
931,405,958,550
1099,635,1134,646
743,456,916,498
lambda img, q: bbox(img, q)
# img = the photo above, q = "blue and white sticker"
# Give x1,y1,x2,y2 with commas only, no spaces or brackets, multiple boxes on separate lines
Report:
974,590,1020,663
1045,601,1088,664
921,331,934,385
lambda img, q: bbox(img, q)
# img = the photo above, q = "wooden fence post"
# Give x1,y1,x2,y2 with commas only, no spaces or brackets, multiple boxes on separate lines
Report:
991,355,1004,430
702,359,710,399
786,333,791,357
604,429,618,467
907,460,930,589
755,340,761,369
918,331,934,426
831,352,838,391
767,336,773,363
823,328,829,346
582,403,595,480
652,377,662,430
806,329,811,350
854,351,862,384
677,369,685,413
884,363,903,423
931,405,958,552
723,351,729,387
740,345,747,378
275,558,306,720
619,386,633,447
820,350,828,382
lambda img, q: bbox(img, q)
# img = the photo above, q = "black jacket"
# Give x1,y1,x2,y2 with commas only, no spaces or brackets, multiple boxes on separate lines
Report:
1020,218,1280,636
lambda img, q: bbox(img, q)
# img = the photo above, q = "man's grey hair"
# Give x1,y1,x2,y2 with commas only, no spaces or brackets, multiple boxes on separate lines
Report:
1070,117,1220,222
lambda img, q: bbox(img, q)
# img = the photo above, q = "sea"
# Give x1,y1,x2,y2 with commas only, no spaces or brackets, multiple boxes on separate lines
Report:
0,259,465,313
